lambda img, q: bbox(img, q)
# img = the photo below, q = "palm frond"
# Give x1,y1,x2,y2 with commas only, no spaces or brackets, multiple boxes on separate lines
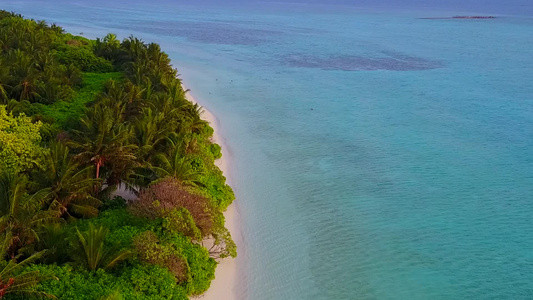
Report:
68,204,99,218
104,249,132,270
0,250,45,279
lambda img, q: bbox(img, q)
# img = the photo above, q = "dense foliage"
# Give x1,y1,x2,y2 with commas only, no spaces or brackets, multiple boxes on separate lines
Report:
0,10,235,299
0,107,46,173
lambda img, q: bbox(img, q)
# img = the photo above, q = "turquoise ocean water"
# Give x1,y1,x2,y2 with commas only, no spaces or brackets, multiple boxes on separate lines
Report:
2,1,532,299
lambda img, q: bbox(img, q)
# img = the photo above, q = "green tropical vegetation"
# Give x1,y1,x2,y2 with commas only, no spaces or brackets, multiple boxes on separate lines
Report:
0,10,235,299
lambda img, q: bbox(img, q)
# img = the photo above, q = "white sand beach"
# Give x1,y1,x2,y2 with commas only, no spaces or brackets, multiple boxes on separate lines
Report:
184,85,241,300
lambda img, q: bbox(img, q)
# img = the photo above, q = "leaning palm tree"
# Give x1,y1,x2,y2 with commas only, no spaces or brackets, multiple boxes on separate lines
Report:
0,232,56,299
36,143,101,219
69,104,137,180
73,224,131,271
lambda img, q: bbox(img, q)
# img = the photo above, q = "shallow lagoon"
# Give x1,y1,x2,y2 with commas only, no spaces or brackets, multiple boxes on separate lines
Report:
3,1,533,299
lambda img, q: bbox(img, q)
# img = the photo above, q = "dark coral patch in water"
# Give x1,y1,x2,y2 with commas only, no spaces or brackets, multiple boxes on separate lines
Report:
283,52,443,71
121,20,279,46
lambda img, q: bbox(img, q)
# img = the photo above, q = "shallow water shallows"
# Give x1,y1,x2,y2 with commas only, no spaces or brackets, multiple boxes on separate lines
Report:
3,1,533,299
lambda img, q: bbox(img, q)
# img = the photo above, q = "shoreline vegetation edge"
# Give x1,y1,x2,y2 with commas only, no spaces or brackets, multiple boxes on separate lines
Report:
183,84,241,300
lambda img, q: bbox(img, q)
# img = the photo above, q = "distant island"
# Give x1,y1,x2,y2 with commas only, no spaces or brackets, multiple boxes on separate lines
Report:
0,10,235,299
420,16,497,19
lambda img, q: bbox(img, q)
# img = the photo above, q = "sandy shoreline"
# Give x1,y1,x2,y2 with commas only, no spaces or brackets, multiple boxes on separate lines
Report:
184,85,240,300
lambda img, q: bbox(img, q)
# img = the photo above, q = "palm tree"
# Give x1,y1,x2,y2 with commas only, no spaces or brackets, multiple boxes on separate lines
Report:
177,103,208,136
35,223,69,265
63,64,82,87
122,81,146,119
148,93,186,123
0,172,58,257
133,108,172,161
70,104,137,181
122,36,147,63
96,80,145,121
0,232,56,299
166,80,188,103
49,23,64,34
146,43,171,72
37,143,101,219
94,33,121,62
94,80,130,125
151,137,204,186
73,224,131,271
8,49,41,102
0,59,10,103
128,61,149,87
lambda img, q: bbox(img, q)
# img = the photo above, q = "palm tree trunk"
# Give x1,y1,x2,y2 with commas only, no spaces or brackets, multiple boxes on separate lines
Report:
96,161,101,179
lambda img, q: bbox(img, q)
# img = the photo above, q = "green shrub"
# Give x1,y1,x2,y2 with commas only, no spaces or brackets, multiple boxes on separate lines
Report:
162,208,202,241
209,143,222,160
21,265,117,300
55,47,114,73
28,72,121,130
118,264,188,300
199,169,235,210
133,231,189,283
0,106,47,173
166,234,217,295
101,195,128,211
76,209,153,248
132,230,216,296
18,263,188,300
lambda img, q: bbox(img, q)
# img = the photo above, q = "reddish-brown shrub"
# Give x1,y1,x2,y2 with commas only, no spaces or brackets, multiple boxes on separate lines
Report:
130,177,214,237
